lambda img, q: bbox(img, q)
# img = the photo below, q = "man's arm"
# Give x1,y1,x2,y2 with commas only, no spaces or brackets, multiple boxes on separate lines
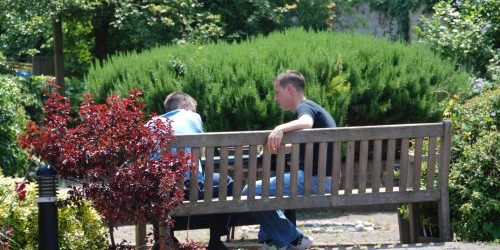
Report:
267,114,313,153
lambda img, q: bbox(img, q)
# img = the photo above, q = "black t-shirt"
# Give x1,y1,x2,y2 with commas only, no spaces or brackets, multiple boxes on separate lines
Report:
295,99,336,176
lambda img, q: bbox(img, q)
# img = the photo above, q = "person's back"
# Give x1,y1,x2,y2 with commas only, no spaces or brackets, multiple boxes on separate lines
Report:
149,91,232,250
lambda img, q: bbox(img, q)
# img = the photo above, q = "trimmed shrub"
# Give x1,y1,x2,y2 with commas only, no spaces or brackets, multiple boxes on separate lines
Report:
85,28,470,131
0,172,108,249
446,86,499,242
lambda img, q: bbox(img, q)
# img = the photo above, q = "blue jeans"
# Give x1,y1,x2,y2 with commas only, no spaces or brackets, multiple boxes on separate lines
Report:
242,170,332,247
184,173,234,200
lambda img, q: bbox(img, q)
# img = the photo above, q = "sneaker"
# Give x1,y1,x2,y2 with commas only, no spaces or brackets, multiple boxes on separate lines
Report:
287,234,313,250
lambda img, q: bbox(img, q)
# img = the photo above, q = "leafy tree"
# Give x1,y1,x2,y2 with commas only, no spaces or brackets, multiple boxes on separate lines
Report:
0,0,224,77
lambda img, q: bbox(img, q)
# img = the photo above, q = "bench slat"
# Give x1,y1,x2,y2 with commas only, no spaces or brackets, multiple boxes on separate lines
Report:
170,123,444,147
219,146,229,201
290,144,300,198
304,143,314,196
385,139,396,192
426,137,437,190
372,139,382,193
413,138,423,191
173,189,441,216
276,146,286,198
332,141,341,195
204,147,215,202
247,145,257,200
399,138,409,191
262,146,271,198
190,148,201,202
233,146,243,200
359,140,368,193
345,141,355,194
318,142,328,195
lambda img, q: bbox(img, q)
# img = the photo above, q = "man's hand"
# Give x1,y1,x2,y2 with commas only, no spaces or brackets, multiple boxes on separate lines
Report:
267,128,284,154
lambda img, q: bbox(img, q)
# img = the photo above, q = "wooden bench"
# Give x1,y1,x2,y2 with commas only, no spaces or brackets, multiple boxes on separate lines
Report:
135,121,452,248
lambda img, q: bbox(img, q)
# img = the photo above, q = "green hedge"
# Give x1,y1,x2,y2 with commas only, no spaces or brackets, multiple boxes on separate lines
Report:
85,28,470,131
447,86,499,242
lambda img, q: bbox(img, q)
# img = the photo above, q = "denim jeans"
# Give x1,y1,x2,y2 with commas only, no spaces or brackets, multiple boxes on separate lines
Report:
184,173,234,200
242,170,332,247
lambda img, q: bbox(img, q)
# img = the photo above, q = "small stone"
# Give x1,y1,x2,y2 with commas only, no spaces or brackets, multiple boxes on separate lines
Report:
343,222,355,227
354,224,365,232
332,221,342,226
333,229,344,233
363,222,375,227
312,228,323,233
365,226,375,231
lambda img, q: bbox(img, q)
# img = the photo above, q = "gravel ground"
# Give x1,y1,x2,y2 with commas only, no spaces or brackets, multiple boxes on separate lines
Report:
110,211,499,249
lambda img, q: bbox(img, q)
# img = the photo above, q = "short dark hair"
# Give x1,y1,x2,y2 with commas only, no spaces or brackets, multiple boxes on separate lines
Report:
163,91,197,112
275,70,306,92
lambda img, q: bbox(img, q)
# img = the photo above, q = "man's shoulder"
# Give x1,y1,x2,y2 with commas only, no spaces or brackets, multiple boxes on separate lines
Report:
168,109,202,122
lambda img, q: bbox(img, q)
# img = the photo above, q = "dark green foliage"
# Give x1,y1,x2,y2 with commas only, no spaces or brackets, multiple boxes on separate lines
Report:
20,76,86,124
0,75,31,176
447,86,500,242
85,28,470,131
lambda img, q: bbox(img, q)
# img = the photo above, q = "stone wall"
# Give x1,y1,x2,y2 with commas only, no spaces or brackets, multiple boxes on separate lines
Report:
333,3,427,41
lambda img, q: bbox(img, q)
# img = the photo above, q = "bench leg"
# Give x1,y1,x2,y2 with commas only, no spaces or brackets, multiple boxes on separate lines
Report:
438,198,451,241
408,203,420,243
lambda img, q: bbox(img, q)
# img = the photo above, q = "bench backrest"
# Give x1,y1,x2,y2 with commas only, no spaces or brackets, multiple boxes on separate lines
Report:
170,121,451,216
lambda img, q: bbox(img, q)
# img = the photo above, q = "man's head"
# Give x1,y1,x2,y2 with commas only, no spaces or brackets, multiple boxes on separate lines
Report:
273,70,306,111
163,91,197,112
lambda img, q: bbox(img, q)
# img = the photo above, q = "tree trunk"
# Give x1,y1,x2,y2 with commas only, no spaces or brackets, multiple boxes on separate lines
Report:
53,19,65,92
93,6,113,62
159,221,178,250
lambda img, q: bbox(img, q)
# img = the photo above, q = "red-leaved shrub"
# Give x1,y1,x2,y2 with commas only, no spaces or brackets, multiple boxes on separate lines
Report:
19,90,193,249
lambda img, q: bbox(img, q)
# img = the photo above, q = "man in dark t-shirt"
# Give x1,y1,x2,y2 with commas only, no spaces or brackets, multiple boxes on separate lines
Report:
243,70,336,249
296,99,336,176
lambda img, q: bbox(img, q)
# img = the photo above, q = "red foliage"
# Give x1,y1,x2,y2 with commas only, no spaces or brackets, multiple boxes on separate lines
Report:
14,181,27,201
0,225,13,249
18,90,192,226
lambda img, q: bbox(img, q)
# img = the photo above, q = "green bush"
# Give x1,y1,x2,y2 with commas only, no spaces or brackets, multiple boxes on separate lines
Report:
0,74,86,177
19,75,86,124
446,86,499,242
0,75,32,176
85,28,470,131
417,0,499,78
0,172,108,249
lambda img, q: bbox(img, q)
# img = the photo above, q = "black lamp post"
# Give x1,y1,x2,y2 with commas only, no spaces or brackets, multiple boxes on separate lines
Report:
36,163,58,250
